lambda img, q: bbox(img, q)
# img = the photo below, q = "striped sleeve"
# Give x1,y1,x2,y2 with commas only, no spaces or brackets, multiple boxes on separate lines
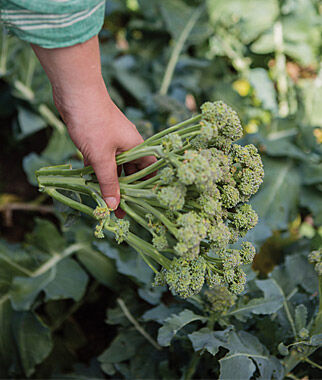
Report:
0,0,106,48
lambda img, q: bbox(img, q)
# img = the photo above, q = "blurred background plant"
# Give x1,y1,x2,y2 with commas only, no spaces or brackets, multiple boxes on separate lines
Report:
0,0,321,378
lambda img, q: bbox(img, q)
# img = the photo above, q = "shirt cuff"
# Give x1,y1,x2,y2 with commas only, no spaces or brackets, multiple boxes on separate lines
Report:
0,1,106,48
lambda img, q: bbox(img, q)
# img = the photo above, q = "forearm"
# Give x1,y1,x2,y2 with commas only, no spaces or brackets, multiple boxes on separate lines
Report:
31,36,112,121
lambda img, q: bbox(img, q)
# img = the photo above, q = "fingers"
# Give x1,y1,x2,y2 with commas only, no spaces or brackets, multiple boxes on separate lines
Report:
124,155,157,177
91,155,120,211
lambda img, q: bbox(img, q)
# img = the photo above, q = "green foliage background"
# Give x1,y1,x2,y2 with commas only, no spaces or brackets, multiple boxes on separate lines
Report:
0,0,321,378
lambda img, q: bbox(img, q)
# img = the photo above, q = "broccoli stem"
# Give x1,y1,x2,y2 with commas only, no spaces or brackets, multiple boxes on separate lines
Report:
123,195,178,236
119,200,150,231
142,115,201,145
119,159,165,184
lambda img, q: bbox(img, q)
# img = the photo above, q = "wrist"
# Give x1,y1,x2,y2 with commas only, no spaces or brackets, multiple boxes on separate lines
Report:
52,77,114,127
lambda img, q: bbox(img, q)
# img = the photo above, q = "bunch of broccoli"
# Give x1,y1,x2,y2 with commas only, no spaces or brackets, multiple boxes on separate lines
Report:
36,101,264,299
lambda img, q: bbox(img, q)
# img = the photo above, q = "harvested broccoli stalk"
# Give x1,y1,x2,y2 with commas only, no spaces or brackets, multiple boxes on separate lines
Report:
36,101,264,299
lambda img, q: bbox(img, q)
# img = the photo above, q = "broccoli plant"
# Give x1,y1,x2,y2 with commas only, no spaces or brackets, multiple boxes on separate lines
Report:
36,101,264,299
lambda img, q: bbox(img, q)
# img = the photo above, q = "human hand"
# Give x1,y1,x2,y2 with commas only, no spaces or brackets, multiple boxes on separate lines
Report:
31,36,156,217
54,82,156,217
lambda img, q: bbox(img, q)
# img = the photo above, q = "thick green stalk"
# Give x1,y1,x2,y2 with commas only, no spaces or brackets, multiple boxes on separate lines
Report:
116,146,164,164
123,195,177,236
123,172,162,189
143,115,202,145
44,188,94,217
125,231,170,269
119,159,165,184
119,200,150,231
38,175,105,207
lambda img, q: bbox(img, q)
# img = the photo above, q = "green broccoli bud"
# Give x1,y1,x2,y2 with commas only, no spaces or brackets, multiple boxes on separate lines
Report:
160,167,175,185
298,328,309,340
177,164,196,185
94,220,105,239
308,249,321,264
206,271,224,288
239,241,256,264
157,183,186,211
315,262,322,275
189,135,209,150
238,168,263,196
204,286,236,313
222,250,242,270
200,120,218,142
153,270,166,286
224,268,235,283
230,204,258,232
152,233,168,250
208,221,231,249
212,135,232,153
228,267,246,294
165,256,206,298
93,206,110,220
201,101,243,140
162,133,183,152
220,185,240,208
198,194,222,216
114,219,130,243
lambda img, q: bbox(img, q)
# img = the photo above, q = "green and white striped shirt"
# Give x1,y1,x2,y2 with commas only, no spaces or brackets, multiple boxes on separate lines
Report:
0,0,106,48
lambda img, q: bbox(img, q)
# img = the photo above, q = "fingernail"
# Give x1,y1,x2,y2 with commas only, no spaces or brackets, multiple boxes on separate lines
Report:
105,197,118,210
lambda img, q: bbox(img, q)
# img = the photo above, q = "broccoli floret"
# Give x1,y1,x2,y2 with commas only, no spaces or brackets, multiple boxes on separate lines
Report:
165,257,206,298
240,241,256,264
162,133,183,152
309,249,322,275
204,286,236,313
199,194,222,216
220,185,240,208
114,219,130,243
206,271,224,288
230,204,258,232
228,268,246,294
157,183,186,211
222,250,242,270
308,248,321,264
160,167,175,185
208,221,231,249
152,233,168,250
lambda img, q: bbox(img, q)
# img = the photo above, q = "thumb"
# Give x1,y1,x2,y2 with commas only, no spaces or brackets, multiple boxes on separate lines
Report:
91,156,120,210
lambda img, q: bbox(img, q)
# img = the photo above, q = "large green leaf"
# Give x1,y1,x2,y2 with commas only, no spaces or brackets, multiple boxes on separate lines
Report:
12,311,53,377
160,0,209,44
251,157,300,231
16,106,46,139
95,240,152,285
0,298,53,378
10,270,56,310
228,279,284,319
44,258,88,302
188,327,231,355
0,219,86,311
219,330,283,380
72,225,119,290
99,330,142,364
207,0,278,44
300,186,322,225
249,69,278,113
157,309,207,347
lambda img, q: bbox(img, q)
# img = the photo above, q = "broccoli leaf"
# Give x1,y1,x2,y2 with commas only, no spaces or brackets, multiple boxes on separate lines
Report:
228,279,284,319
219,330,284,380
157,309,207,346
250,157,300,231
188,326,232,355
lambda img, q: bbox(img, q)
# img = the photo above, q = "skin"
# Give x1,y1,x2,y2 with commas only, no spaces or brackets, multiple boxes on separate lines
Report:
31,35,156,217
